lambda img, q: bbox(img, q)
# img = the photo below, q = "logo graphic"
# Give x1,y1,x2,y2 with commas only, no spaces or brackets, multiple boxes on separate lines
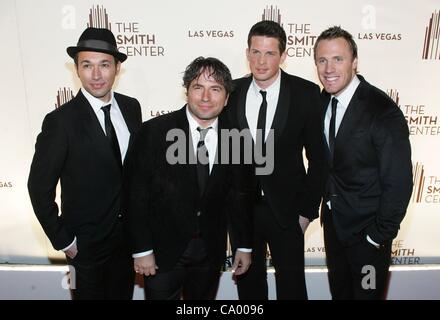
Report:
87,5,111,29
411,162,440,204
260,6,317,58
387,89,400,106
387,89,440,136
84,5,165,57
261,5,283,27
422,10,440,60
412,162,426,203
55,87,74,109
391,240,421,265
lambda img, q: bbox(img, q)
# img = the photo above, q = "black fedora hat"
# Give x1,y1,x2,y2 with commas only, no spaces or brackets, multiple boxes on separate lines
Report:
67,27,127,62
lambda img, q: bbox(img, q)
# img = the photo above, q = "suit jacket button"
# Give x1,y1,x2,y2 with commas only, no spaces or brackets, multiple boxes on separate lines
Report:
118,214,122,218
197,211,201,217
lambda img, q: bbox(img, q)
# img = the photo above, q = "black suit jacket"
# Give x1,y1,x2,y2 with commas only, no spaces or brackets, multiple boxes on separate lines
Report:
226,70,325,226
320,75,413,245
125,106,252,271
28,90,142,257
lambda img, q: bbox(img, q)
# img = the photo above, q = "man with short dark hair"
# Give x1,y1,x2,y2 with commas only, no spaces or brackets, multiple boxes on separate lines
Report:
227,20,325,300
126,57,252,300
314,26,413,299
28,27,142,299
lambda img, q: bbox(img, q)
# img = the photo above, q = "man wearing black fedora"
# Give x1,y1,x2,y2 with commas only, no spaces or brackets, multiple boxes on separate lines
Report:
28,27,142,299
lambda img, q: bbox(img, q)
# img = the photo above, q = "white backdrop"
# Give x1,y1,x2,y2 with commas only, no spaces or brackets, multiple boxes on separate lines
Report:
1,0,439,265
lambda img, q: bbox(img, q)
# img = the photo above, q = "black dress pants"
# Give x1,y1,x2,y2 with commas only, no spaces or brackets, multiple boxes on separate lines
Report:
236,198,307,300
323,206,392,300
66,221,134,300
144,238,220,300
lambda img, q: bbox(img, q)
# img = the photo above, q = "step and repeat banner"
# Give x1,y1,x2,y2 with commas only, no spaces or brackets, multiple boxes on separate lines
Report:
1,0,439,265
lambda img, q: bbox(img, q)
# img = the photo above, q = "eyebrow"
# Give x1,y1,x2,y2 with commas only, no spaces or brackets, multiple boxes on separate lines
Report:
79,59,112,64
191,83,224,89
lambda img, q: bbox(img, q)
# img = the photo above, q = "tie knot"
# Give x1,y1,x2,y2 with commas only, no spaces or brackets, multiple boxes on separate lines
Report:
259,90,267,100
101,104,111,114
197,126,211,142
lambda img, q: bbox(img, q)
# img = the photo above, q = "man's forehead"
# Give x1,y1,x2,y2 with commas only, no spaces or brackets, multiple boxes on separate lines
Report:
192,70,223,86
78,51,114,61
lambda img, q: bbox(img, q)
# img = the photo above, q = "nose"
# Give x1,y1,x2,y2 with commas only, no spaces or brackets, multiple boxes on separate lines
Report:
201,89,210,101
258,55,266,65
325,61,335,73
92,66,101,80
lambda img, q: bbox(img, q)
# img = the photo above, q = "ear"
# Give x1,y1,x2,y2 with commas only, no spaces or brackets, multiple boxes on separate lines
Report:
280,51,287,65
352,57,358,74
246,48,250,61
224,93,229,106
115,61,121,75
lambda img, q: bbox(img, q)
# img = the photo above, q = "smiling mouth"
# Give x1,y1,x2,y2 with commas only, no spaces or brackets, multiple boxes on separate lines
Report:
324,76,339,83
91,83,105,89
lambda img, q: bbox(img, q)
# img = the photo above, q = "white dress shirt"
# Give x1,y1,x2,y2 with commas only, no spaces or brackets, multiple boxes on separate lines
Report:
245,71,281,142
324,75,360,146
81,88,131,161
186,107,218,174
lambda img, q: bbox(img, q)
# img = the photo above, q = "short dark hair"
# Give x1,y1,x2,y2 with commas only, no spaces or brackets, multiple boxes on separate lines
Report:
182,56,234,94
247,20,286,54
314,26,358,61
73,53,119,67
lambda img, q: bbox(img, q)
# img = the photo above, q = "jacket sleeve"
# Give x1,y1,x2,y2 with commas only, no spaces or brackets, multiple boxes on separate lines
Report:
27,112,73,250
124,124,155,254
299,84,326,220
366,106,413,244
227,161,254,251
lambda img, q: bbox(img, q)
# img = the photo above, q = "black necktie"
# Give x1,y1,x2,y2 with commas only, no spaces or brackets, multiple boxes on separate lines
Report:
101,104,122,167
255,90,267,199
196,127,211,196
256,90,267,156
329,97,338,158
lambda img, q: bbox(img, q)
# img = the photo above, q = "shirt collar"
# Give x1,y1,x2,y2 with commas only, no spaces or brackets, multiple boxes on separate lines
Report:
251,69,281,98
332,75,361,109
185,105,219,134
81,88,115,113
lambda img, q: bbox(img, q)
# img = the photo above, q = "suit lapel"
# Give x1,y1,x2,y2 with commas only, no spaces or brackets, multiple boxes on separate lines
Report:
321,92,332,164
115,94,135,131
175,106,200,197
270,70,290,142
115,93,138,151
235,71,289,143
235,76,252,131
75,90,123,173
334,81,367,155
203,115,227,198
75,90,108,141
